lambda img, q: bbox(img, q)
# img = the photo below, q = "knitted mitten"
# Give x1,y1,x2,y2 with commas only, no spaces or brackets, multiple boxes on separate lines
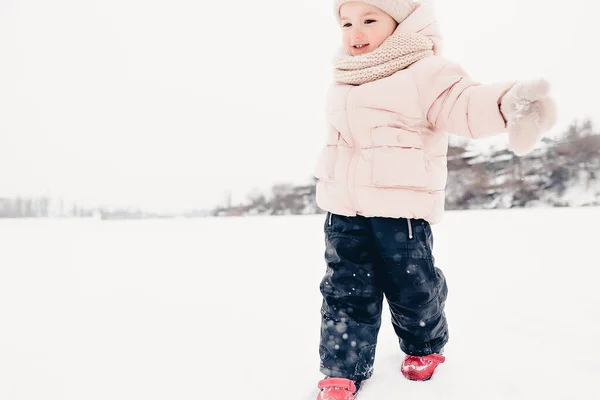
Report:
500,79,557,156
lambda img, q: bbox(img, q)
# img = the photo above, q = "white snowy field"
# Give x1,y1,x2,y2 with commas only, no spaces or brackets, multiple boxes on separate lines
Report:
0,207,599,400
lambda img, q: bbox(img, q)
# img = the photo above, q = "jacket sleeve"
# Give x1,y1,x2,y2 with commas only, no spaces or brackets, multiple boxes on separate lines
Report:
414,57,515,139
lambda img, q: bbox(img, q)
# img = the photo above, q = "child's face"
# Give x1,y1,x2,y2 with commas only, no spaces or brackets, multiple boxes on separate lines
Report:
339,2,398,56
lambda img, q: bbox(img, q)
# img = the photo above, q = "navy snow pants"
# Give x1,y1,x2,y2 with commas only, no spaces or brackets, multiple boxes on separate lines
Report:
319,213,448,381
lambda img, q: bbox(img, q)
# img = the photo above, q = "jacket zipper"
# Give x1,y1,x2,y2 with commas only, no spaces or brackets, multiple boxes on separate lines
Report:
407,218,413,239
328,212,333,226
345,87,362,215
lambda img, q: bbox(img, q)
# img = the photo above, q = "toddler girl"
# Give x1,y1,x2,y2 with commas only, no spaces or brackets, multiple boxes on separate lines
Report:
314,1,556,399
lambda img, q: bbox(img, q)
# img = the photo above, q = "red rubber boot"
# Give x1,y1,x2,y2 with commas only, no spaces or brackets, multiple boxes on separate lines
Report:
401,353,445,381
316,378,359,400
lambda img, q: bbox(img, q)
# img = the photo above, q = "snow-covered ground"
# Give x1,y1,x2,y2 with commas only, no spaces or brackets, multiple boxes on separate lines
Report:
0,207,598,400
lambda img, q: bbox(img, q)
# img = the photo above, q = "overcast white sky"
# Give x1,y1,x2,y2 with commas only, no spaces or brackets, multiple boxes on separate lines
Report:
0,0,598,211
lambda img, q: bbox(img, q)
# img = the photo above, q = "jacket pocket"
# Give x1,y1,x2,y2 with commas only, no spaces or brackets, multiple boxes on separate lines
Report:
371,125,423,148
369,126,429,188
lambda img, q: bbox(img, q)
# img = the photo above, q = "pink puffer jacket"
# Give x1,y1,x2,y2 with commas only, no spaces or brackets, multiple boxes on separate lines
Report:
314,1,515,224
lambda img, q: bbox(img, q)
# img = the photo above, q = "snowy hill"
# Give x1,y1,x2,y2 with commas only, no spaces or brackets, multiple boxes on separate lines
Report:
0,207,598,399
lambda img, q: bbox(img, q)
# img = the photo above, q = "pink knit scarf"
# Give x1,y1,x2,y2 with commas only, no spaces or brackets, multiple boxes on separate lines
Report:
333,28,434,85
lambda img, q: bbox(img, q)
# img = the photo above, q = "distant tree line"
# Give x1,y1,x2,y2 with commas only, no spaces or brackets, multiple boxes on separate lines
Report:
0,197,209,219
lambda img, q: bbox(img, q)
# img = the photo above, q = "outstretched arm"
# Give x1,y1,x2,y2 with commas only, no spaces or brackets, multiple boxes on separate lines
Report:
422,61,514,139
415,58,556,155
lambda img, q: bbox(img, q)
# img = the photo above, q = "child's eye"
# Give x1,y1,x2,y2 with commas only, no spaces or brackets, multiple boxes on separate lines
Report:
343,22,352,28
365,19,376,24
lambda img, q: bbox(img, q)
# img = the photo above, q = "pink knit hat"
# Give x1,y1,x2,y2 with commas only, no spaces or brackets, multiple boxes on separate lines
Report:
334,0,417,24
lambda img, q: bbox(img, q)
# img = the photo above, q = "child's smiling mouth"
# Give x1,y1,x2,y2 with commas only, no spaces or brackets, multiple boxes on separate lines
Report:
353,43,370,54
